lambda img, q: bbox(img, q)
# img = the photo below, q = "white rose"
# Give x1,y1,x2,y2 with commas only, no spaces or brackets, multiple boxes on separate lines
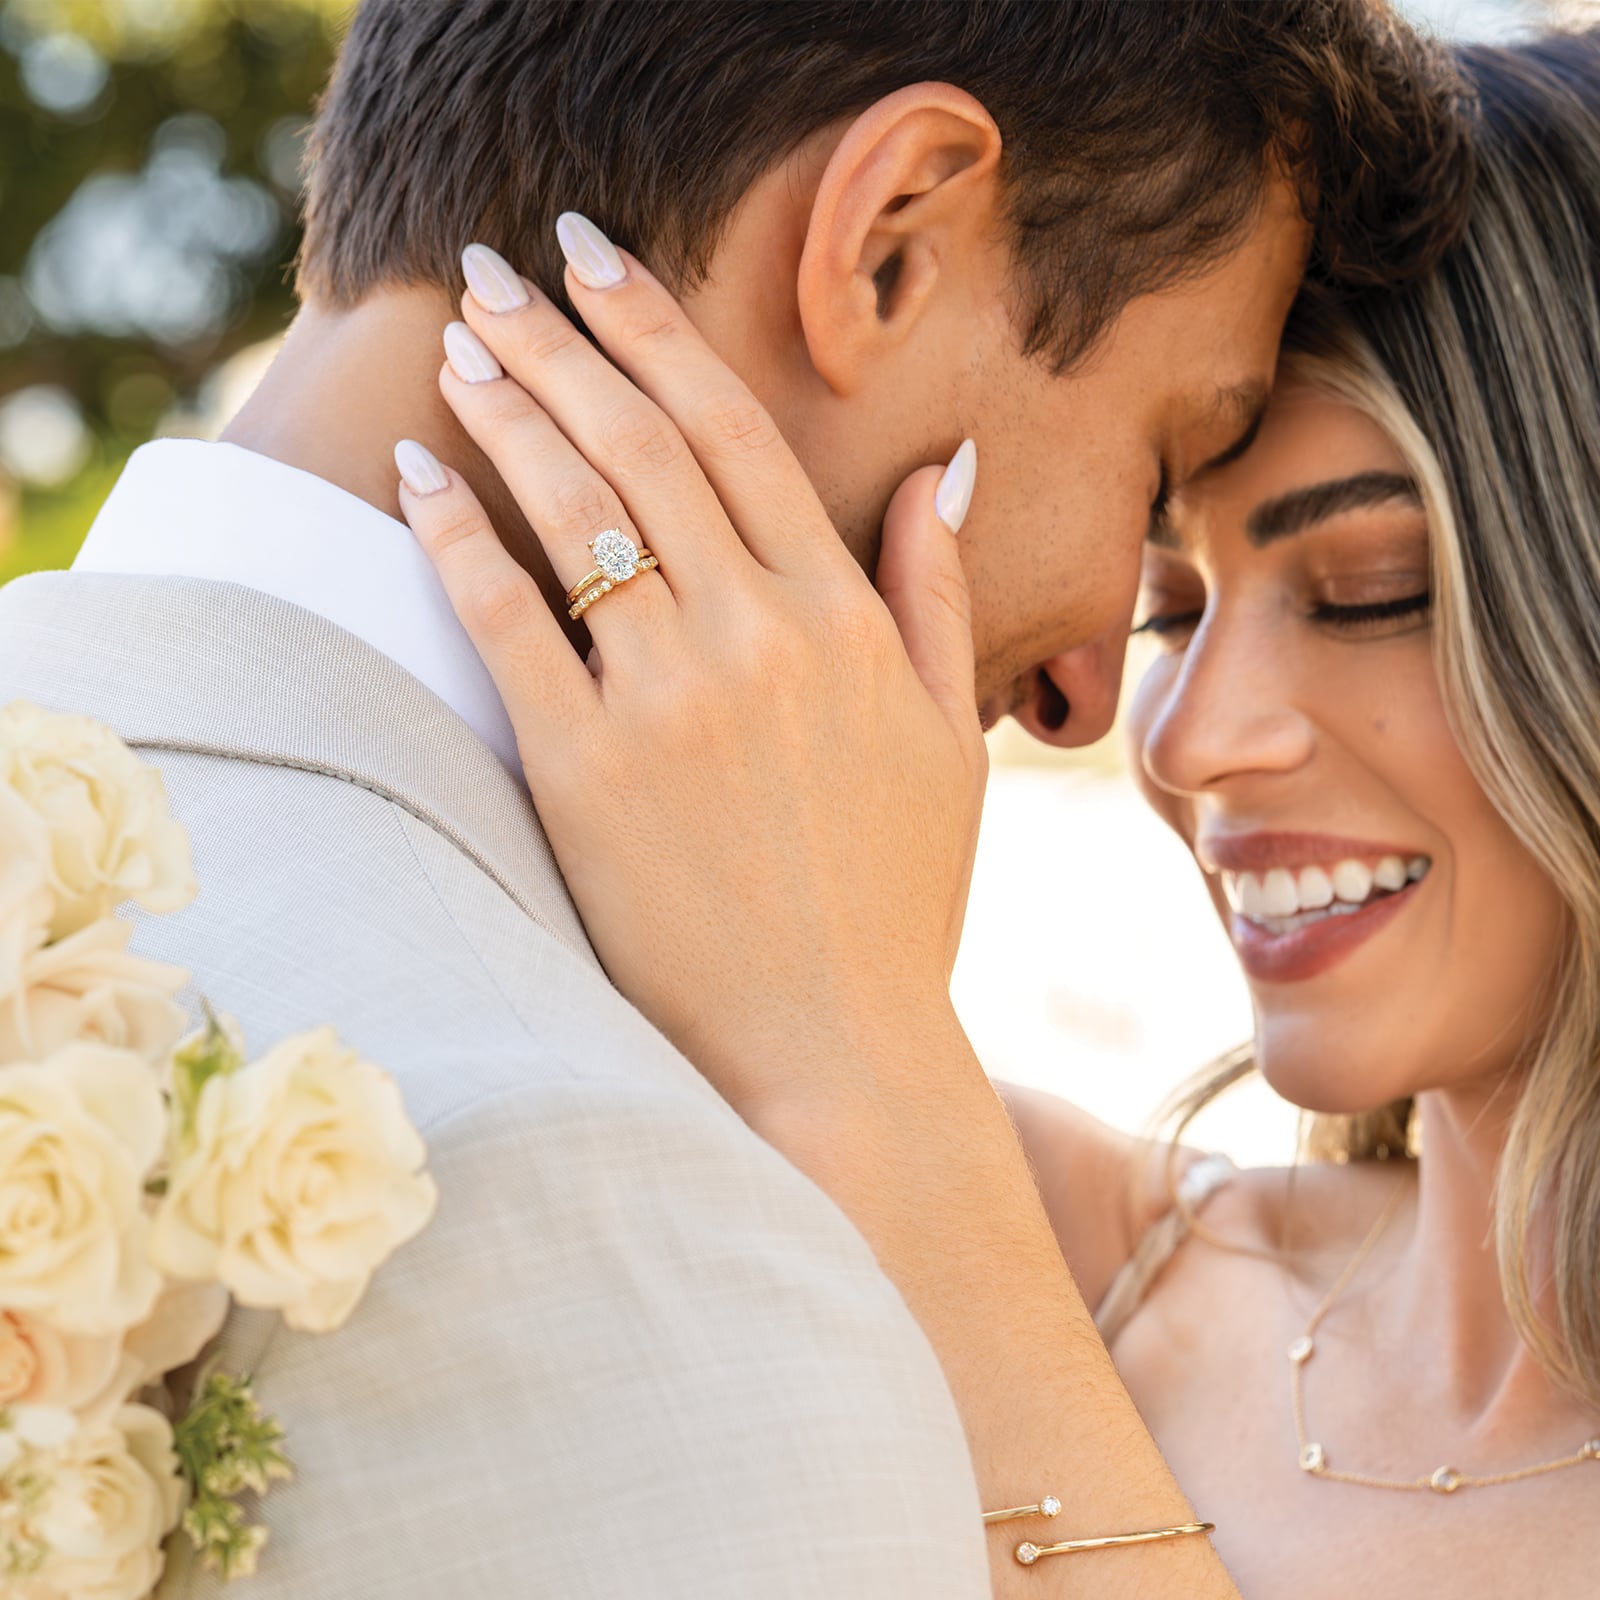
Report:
0,1406,96,1589
0,851,54,1003
0,1282,228,1426
0,1399,77,1474
0,906,189,1068
152,1027,437,1332
0,1045,166,1334
0,1310,126,1415
33,1403,185,1600
120,1281,230,1390
0,701,197,941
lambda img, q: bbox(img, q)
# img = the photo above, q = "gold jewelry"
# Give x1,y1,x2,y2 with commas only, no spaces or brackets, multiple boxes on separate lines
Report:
1290,1177,1600,1492
565,529,658,619
1011,1522,1215,1567
981,1496,1212,1567
981,1494,1061,1526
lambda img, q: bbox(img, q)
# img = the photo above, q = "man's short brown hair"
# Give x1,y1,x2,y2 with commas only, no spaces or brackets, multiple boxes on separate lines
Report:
299,0,1472,371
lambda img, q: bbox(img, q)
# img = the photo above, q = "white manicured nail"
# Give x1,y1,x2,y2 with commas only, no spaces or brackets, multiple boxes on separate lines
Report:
934,438,977,533
556,211,627,290
443,320,503,383
462,242,530,312
395,439,449,497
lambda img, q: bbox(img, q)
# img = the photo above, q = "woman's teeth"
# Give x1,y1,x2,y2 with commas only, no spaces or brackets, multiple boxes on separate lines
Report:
1223,855,1430,933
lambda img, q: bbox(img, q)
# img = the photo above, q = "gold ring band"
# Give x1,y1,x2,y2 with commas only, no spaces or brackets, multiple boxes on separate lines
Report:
567,554,657,619
564,529,658,620
564,549,657,606
566,566,609,602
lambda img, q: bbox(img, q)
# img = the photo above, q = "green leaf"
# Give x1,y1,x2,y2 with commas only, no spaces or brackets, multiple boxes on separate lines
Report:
173,1371,292,1582
169,1003,244,1149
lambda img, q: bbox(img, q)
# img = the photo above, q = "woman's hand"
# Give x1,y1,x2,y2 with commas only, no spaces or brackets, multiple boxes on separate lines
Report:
395,226,1239,1599
396,225,986,1118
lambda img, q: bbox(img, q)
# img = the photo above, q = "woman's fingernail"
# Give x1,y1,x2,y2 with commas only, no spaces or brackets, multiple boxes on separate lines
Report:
443,320,503,383
462,242,530,312
395,439,449,497
556,211,627,290
934,439,977,533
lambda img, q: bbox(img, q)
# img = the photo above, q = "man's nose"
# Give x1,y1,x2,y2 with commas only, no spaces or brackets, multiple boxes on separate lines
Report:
1011,630,1130,750
1139,612,1314,798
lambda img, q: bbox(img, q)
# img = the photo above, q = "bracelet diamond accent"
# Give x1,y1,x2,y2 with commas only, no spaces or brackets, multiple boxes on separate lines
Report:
980,1494,1061,1526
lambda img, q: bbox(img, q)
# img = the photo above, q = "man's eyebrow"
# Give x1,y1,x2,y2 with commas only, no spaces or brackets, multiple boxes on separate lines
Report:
1190,382,1271,482
1247,471,1422,546
1145,382,1269,549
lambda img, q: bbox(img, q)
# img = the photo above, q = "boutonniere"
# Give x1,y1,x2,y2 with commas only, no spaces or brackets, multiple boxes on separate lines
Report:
0,702,437,1595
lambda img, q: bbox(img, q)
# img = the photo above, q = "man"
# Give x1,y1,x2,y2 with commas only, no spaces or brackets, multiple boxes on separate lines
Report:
0,4,1468,1596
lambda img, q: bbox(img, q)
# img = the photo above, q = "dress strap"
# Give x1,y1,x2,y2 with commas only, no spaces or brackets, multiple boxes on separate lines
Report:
1094,1152,1236,1348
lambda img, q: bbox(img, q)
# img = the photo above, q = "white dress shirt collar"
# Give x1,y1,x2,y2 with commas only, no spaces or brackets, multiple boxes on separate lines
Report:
73,438,521,774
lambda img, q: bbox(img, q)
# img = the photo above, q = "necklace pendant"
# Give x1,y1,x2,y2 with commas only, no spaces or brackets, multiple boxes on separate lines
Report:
1300,1443,1326,1473
1429,1466,1463,1494
1288,1335,1315,1364
1583,1440,1600,1460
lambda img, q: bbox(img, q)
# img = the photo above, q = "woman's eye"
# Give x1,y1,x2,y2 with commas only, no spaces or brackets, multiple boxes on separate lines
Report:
1312,592,1432,632
1129,608,1203,646
1130,590,1430,650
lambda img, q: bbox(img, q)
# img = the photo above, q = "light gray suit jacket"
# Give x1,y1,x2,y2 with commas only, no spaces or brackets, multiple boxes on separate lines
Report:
0,572,990,1598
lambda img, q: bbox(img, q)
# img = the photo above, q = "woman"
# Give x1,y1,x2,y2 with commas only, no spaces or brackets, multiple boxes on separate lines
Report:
395,30,1600,1598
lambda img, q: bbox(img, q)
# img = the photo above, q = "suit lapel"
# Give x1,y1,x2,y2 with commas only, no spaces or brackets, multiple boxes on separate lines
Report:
0,571,598,967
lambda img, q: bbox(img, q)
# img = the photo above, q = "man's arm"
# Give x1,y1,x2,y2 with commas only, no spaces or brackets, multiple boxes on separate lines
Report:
178,1077,991,1599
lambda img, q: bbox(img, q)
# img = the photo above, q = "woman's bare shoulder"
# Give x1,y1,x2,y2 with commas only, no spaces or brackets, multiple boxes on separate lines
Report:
994,1080,1210,1309
1193,1155,1416,1263
997,1081,1416,1304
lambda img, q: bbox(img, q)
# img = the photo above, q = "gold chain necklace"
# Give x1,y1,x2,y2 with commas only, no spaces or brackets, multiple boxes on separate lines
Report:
1288,1177,1600,1493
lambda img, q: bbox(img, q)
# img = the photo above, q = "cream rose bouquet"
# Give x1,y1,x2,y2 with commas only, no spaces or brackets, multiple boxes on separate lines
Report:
0,702,437,1597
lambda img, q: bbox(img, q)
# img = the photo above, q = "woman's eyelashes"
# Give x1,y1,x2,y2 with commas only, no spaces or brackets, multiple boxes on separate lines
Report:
1309,591,1432,631
1130,606,1202,641
1147,459,1174,540
1130,589,1433,648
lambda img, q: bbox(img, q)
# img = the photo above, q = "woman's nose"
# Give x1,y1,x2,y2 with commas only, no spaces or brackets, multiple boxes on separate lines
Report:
1139,611,1315,799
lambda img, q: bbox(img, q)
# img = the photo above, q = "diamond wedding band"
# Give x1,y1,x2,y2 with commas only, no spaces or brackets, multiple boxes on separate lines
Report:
566,529,658,619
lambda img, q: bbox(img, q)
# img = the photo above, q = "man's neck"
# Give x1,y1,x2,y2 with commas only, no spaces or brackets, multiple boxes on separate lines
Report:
223,288,568,622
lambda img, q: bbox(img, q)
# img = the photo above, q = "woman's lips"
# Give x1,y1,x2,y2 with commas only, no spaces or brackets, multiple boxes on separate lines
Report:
1231,878,1422,984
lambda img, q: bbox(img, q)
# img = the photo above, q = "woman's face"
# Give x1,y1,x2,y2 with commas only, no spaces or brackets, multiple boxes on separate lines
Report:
1126,379,1566,1114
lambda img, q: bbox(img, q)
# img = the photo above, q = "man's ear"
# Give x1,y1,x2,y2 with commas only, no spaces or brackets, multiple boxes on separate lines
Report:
797,83,1002,395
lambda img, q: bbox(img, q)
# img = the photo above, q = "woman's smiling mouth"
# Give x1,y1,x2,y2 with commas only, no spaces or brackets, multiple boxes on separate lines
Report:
1198,833,1434,983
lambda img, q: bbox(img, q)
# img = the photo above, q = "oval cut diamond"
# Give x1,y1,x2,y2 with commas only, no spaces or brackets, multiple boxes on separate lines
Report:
591,529,640,583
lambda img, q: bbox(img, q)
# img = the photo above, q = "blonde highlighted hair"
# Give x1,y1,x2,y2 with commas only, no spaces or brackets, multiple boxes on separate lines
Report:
1163,30,1600,1407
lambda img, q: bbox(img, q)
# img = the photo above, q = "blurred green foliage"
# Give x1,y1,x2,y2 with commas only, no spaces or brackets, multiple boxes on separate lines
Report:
0,0,348,581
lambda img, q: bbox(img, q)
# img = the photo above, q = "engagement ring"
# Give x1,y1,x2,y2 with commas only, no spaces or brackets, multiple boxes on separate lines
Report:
566,529,658,619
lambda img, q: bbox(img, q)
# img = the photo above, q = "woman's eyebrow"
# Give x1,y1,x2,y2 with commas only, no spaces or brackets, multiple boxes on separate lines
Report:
1247,471,1420,546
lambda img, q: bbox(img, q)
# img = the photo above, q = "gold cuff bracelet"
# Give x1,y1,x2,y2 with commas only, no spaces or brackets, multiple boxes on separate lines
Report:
1010,1521,1216,1567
